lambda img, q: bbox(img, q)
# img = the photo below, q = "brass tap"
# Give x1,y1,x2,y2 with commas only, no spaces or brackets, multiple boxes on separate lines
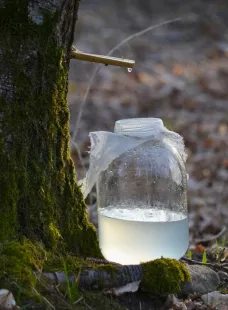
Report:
71,46,135,69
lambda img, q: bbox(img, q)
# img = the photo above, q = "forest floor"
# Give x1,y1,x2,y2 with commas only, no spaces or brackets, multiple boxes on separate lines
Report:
67,0,228,309
69,0,228,246
1,2,228,310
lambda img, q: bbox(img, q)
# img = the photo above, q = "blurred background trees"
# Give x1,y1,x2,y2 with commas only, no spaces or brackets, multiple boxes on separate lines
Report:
69,0,228,244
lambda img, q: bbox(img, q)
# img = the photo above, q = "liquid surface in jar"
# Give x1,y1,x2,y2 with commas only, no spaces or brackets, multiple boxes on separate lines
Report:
98,206,189,265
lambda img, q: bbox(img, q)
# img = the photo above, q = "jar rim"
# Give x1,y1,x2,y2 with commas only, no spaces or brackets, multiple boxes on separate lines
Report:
114,118,163,137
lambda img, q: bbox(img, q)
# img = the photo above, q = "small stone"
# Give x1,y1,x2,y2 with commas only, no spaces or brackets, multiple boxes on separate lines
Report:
198,304,208,310
165,294,187,310
0,289,17,309
192,301,203,308
184,299,196,310
179,265,220,297
201,291,228,309
188,292,201,301
217,271,228,282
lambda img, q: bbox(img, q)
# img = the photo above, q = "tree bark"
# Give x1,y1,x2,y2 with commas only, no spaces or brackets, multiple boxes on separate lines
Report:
0,0,100,257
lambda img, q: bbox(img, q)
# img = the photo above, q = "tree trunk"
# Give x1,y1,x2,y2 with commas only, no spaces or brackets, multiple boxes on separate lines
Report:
0,0,100,257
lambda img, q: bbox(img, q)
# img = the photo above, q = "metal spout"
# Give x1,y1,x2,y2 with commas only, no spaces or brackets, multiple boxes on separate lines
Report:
71,46,135,68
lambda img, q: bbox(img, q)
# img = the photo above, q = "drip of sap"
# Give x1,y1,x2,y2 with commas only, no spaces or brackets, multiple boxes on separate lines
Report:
98,206,189,265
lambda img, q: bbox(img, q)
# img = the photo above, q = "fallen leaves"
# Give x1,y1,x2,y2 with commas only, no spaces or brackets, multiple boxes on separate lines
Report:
105,281,140,296
0,289,18,310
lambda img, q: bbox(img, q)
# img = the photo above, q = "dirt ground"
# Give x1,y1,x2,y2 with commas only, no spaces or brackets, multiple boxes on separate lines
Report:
68,0,228,249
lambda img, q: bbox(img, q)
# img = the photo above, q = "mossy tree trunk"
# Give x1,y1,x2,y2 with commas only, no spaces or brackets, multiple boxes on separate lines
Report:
0,0,100,257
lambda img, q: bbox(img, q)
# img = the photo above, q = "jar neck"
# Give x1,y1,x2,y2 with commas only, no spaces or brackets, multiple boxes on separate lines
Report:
114,118,164,138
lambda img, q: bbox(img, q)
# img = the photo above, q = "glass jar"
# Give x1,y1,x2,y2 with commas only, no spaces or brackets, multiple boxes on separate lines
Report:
95,118,189,265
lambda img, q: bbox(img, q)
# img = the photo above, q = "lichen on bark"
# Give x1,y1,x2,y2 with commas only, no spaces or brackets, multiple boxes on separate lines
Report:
0,0,100,257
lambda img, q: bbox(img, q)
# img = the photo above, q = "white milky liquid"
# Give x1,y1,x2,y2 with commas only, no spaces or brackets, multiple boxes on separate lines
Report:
98,207,189,265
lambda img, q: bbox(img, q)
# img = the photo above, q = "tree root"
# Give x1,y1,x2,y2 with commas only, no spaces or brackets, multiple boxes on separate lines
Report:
43,264,142,289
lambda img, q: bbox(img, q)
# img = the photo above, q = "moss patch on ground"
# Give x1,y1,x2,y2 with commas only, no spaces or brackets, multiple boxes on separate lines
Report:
0,238,122,309
0,238,47,302
0,240,194,308
140,258,191,295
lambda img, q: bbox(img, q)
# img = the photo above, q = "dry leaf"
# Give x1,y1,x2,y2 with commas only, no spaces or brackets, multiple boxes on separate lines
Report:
0,289,18,310
107,281,140,296
195,244,206,253
172,65,185,76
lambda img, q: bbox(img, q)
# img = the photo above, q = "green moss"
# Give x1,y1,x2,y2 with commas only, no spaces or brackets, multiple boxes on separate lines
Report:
43,252,83,274
96,264,118,277
0,239,85,303
0,238,47,300
0,1,100,257
140,258,191,295
87,263,119,289
220,289,228,294
0,239,123,309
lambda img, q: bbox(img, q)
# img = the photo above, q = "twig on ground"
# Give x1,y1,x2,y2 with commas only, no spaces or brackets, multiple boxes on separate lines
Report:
43,264,142,289
83,300,94,310
73,296,84,305
195,226,227,246
181,257,228,273
32,287,55,310
55,284,65,298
